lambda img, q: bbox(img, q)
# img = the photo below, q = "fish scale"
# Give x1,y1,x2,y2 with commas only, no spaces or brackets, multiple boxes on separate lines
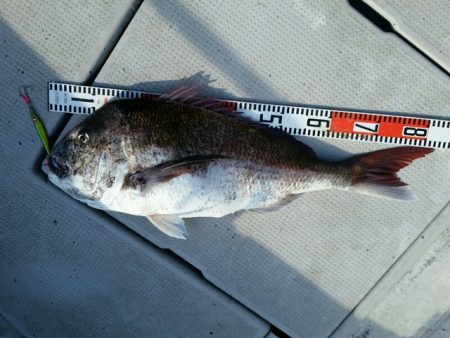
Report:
48,82,450,149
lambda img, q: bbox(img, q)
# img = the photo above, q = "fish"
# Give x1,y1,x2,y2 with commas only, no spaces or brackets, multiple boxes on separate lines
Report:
46,86,434,239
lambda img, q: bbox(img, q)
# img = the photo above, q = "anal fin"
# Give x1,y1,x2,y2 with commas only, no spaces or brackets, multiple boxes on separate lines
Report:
252,194,301,213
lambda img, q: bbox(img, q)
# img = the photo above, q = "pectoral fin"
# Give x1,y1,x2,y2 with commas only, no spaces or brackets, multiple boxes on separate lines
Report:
146,214,187,239
124,155,224,191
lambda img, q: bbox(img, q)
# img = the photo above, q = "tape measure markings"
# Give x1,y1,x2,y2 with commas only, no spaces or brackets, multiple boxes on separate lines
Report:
48,82,450,149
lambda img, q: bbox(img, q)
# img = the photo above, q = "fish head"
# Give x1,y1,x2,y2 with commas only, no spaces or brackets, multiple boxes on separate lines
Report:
47,110,124,205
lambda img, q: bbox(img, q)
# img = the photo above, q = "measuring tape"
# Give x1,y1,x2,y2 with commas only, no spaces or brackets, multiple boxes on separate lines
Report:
48,82,450,149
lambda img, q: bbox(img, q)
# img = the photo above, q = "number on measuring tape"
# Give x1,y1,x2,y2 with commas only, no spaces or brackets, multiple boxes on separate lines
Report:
259,114,283,124
353,122,379,134
403,126,428,138
306,118,330,129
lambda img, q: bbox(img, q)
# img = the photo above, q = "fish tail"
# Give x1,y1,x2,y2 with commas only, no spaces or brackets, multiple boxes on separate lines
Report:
347,146,433,200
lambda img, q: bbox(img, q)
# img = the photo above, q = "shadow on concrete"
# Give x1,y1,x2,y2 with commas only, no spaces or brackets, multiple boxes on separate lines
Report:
109,206,402,337
0,18,70,180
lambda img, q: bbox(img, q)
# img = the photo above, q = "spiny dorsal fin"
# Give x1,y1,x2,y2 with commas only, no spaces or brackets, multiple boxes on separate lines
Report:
159,85,202,102
159,85,234,113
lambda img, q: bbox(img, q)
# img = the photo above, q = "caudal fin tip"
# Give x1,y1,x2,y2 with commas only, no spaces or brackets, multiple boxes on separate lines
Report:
396,186,417,201
405,146,435,159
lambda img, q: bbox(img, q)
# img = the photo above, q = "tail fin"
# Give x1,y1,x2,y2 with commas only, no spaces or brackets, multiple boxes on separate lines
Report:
349,146,434,200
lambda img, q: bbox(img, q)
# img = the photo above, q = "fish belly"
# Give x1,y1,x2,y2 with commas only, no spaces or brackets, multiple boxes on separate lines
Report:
101,160,340,218
108,162,299,217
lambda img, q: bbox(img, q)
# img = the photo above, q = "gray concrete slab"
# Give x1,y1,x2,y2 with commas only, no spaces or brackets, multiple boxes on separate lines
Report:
65,0,450,336
335,221,450,338
333,201,450,337
364,0,450,73
0,1,268,337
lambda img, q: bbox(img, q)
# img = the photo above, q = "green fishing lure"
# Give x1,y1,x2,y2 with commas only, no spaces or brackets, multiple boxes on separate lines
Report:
20,88,51,156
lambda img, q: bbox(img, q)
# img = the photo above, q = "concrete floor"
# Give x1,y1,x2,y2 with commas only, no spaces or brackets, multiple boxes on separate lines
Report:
1,1,450,337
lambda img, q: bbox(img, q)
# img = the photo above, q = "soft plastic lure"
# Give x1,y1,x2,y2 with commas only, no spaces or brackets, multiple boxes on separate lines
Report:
20,88,51,156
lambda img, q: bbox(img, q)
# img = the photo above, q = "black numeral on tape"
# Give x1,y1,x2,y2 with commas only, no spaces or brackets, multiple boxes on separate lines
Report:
403,127,428,137
259,114,283,124
307,118,330,128
354,123,379,133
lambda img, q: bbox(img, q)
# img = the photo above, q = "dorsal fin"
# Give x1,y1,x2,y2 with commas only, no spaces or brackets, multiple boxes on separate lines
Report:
159,85,202,102
158,85,234,113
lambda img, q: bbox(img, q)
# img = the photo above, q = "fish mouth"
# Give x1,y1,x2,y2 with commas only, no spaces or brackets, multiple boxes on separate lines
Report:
42,157,50,174
48,156,70,178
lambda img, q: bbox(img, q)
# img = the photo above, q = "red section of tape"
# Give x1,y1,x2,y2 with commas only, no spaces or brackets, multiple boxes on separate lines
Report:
330,111,430,139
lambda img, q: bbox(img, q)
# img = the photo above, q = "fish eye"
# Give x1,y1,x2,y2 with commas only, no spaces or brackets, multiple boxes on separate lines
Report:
78,132,89,144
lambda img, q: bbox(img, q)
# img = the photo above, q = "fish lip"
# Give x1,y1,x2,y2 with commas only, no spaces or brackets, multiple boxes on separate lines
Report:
42,157,50,174
48,156,70,178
